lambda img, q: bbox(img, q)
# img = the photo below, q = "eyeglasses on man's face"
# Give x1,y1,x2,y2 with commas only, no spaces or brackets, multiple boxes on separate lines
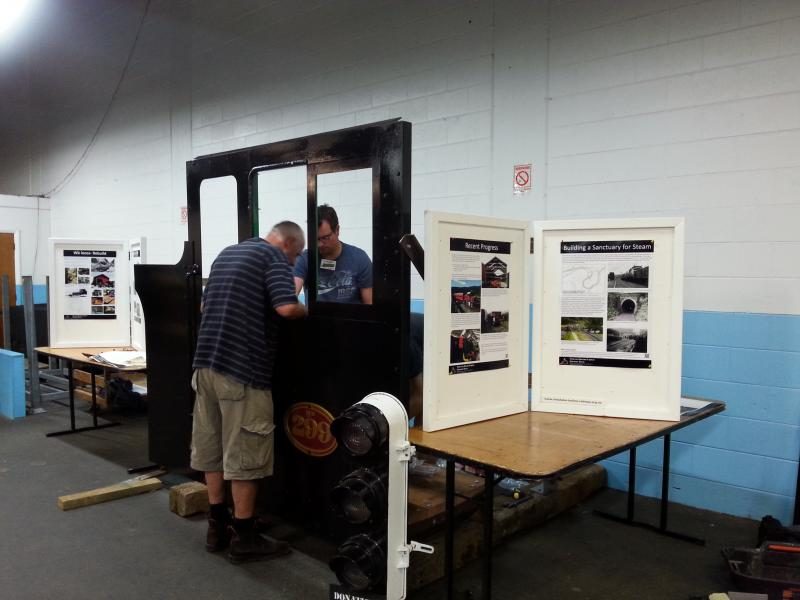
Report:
317,223,338,244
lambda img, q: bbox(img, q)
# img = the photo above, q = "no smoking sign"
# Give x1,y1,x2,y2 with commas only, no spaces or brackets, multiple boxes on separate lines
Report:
513,163,532,194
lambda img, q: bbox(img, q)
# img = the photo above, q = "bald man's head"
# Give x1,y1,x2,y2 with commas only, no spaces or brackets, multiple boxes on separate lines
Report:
266,221,305,265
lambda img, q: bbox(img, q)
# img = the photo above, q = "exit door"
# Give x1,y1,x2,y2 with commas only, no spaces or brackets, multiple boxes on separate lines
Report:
0,232,16,345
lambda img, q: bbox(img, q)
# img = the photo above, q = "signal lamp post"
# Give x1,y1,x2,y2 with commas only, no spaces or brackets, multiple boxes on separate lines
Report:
329,393,433,600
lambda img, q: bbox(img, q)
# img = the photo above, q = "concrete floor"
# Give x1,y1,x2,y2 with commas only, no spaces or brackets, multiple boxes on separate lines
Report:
0,402,759,600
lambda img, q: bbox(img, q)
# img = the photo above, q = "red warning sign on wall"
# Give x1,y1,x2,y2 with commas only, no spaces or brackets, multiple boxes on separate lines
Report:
513,163,532,194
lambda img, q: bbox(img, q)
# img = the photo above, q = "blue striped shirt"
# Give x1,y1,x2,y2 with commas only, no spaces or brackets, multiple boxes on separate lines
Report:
193,238,298,389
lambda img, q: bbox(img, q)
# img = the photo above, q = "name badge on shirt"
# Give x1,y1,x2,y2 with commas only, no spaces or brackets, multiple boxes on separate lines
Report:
320,259,337,271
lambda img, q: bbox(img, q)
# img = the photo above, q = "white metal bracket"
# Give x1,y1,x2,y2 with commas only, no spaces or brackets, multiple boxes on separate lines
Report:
397,540,435,568
395,441,416,462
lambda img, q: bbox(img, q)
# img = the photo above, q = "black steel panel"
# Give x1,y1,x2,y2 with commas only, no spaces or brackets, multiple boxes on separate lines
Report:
134,242,199,467
9,305,48,355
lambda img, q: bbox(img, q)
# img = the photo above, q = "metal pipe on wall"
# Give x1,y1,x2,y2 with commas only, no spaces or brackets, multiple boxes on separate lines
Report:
1,274,10,349
23,276,43,413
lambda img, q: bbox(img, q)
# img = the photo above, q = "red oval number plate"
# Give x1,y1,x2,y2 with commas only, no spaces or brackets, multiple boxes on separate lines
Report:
283,402,337,457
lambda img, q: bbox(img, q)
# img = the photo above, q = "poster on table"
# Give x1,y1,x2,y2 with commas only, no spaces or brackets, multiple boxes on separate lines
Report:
532,219,684,421
423,212,530,432
49,239,131,348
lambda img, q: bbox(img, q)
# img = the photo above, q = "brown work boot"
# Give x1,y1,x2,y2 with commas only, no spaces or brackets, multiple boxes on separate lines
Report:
205,514,231,552
227,528,291,564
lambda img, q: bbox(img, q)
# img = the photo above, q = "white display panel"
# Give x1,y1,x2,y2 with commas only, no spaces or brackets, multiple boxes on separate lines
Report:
423,211,530,432
49,238,131,348
532,218,684,421
129,237,146,351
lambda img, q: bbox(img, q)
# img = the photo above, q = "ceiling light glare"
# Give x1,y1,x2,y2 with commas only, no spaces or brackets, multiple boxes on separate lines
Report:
0,0,34,39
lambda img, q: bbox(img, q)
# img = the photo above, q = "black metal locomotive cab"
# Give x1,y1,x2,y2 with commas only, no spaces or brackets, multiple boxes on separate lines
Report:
135,119,411,538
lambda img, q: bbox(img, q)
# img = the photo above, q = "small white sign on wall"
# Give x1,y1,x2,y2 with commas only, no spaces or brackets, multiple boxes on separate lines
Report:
513,163,532,194
423,211,531,431
532,218,685,421
49,238,131,348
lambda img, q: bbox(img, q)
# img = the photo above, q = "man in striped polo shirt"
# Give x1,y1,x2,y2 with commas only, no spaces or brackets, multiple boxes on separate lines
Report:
190,221,307,564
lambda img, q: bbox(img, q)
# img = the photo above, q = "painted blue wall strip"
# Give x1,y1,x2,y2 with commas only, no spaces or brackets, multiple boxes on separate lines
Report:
604,461,793,523
684,311,800,353
683,345,800,388
15,284,47,305
683,378,800,424
0,349,25,420
605,440,795,496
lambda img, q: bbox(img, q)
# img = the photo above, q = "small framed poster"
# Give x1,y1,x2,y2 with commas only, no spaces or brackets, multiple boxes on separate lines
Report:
423,211,531,431
532,218,685,421
49,238,131,348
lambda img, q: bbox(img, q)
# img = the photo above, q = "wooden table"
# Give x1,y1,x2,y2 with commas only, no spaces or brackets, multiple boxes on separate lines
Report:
35,347,146,437
409,399,726,600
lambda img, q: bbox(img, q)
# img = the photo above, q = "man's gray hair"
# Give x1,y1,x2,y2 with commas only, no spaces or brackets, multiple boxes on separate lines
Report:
271,221,305,243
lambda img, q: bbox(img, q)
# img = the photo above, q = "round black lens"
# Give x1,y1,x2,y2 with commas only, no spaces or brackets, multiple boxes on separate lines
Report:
330,534,386,592
340,417,375,456
341,491,370,523
341,560,371,591
331,468,387,525
331,403,390,459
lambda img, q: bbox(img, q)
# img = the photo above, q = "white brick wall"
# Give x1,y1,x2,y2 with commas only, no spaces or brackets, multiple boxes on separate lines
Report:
2,0,798,313
547,0,800,314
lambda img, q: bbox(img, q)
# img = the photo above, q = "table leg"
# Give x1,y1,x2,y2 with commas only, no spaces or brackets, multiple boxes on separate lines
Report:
91,370,98,428
445,459,455,600
627,446,637,521
593,436,704,545
482,468,495,600
659,434,671,531
45,361,121,437
68,360,76,430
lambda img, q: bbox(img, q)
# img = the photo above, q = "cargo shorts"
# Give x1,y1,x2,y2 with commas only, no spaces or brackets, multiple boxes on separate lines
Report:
190,368,275,480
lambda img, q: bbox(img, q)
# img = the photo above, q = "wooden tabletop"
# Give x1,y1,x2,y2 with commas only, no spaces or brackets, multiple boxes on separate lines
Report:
35,347,146,371
409,401,725,479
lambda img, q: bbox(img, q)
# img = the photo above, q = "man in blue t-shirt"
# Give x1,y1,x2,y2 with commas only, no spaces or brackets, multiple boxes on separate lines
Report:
294,204,373,304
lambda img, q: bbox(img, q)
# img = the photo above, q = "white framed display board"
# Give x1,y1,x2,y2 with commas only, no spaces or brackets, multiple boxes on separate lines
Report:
129,237,147,351
532,218,685,421
49,238,131,348
423,211,531,431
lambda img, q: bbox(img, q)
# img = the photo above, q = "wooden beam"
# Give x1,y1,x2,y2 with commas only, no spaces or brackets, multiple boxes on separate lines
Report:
73,369,105,387
57,477,162,511
73,386,108,408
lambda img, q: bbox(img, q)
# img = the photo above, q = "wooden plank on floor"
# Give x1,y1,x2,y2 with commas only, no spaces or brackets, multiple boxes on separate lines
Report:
57,477,162,511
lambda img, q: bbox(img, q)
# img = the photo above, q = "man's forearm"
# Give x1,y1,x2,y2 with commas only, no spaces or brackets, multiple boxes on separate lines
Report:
285,302,307,319
275,301,307,320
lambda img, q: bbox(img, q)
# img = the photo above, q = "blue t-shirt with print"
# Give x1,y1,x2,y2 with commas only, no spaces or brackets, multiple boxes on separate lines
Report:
294,242,372,304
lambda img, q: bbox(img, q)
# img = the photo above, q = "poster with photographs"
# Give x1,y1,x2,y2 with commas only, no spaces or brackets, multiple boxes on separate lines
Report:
558,240,653,368
50,238,131,348
448,238,511,375
532,218,684,422
424,212,530,432
63,250,117,320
